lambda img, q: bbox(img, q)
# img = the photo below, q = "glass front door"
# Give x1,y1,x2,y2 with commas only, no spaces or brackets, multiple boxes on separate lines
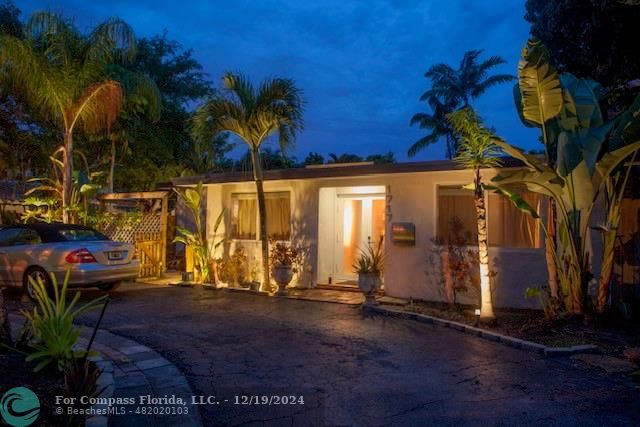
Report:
335,195,385,281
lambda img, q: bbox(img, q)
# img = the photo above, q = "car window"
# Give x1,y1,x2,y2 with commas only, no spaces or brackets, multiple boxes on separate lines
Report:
58,229,109,241
0,228,21,247
0,229,43,246
14,229,42,245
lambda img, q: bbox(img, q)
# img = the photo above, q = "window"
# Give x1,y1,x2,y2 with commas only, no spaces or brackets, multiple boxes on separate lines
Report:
0,228,42,246
231,192,291,240
437,186,541,249
488,192,541,248
58,229,109,242
437,186,478,245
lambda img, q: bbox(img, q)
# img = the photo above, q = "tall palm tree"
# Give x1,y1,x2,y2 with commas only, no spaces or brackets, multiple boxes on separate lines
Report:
447,107,502,322
0,12,136,222
411,50,514,159
192,72,304,290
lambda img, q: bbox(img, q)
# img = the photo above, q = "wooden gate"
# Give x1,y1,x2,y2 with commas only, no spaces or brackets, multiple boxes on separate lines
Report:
98,191,170,279
135,232,164,278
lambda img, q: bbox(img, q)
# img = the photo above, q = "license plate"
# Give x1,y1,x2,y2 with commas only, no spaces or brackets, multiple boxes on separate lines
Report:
107,251,126,261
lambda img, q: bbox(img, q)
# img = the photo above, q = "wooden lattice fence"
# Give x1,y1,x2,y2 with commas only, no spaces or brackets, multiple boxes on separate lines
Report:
98,191,170,278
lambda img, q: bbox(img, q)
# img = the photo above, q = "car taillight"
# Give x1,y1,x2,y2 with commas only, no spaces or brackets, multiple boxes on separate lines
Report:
65,248,97,263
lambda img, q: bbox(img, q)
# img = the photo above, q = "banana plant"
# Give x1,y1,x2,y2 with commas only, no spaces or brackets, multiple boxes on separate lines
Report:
509,38,640,315
491,137,640,314
174,182,226,284
513,38,565,303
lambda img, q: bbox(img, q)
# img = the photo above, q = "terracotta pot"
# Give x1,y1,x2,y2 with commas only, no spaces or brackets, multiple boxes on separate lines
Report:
272,265,294,296
358,272,381,305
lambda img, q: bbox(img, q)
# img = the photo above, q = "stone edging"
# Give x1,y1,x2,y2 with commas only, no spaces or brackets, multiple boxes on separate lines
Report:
365,305,599,357
80,328,202,427
8,314,202,427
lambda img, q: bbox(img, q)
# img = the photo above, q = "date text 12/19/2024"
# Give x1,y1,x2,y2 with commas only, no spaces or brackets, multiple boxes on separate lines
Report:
55,394,306,407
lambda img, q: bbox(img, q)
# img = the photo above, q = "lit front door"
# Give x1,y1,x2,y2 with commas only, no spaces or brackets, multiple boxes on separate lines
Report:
335,195,385,281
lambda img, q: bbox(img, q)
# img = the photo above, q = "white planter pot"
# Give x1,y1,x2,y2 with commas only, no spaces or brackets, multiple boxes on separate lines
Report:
358,273,381,305
272,265,294,296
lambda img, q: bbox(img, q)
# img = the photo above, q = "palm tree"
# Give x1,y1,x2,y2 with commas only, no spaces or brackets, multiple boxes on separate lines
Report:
192,72,304,290
0,12,136,222
411,50,514,159
409,95,458,158
447,107,502,322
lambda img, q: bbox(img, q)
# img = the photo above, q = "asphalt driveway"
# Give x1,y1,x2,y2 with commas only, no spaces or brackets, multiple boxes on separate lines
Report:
10,284,640,426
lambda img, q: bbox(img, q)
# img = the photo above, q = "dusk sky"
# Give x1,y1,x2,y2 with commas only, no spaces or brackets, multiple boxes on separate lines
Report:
20,0,540,162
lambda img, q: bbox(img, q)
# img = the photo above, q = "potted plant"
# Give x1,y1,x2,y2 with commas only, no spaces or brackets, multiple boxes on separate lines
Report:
353,237,385,305
269,239,298,296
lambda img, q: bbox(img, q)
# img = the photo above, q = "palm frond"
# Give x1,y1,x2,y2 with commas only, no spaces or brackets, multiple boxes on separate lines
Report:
85,17,136,64
108,65,162,121
69,80,123,134
447,107,503,169
0,35,65,121
191,97,249,144
409,112,438,128
408,132,441,157
472,74,516,98
222,72,256,112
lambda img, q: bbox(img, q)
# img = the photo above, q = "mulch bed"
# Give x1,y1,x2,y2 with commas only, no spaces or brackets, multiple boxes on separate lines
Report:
0,350,66,427
401,300,640,356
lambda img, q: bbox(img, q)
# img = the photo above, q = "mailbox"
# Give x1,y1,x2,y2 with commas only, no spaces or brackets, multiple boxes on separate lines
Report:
391,222,415,246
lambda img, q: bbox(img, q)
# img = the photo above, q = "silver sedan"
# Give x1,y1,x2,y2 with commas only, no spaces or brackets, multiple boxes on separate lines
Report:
0,223,140,299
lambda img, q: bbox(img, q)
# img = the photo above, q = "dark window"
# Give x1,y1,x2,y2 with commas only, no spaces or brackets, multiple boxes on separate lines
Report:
0,228,22,247
58,229,109,242
0,228,41,246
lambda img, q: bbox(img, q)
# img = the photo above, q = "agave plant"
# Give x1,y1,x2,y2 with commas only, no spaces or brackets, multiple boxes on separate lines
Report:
22,269,107,372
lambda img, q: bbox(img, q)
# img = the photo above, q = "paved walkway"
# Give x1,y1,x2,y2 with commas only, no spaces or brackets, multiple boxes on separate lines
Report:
69,285,640,426
7,312,201,427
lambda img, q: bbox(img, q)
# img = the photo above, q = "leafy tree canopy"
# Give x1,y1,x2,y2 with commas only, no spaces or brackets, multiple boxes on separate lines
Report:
525,0,640,93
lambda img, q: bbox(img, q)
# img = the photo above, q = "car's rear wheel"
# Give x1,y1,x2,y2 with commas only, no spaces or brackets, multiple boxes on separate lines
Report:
98,282,121,292
23,267,50,301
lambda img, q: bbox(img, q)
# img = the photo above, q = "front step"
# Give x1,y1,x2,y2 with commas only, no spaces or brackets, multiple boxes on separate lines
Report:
315,283,361,293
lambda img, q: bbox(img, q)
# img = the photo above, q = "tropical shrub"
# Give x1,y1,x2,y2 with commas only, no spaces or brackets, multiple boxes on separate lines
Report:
174,182,225,284
427,217,481,307
22,270,106,372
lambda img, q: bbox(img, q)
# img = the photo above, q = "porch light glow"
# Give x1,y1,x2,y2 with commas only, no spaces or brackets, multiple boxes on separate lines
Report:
343,201,353,247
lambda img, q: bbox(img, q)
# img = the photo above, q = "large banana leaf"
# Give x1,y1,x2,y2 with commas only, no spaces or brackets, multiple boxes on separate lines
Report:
484,185,540,219
491,136,553,173
557,74,603,132
595,141,640,181
609,93,640,151
517,39,564,126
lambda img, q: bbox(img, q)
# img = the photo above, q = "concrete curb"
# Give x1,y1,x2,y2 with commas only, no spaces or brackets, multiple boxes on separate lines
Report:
365,305,599,357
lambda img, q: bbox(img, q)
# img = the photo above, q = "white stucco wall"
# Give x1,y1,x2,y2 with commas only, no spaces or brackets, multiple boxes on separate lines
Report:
203,167,550,309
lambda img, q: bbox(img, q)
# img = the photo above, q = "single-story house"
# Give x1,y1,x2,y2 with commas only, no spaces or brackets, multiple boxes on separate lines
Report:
171,159,640,309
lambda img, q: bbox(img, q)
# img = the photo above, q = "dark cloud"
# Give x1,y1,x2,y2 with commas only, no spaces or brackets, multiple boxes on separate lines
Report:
21,0,540,160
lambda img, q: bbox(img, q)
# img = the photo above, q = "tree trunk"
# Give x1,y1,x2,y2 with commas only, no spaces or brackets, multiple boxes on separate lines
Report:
0,288,11,345
62,130,74,224
108,135,116,193
474,171,495,321
251,148,270,292
545,198,560,302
